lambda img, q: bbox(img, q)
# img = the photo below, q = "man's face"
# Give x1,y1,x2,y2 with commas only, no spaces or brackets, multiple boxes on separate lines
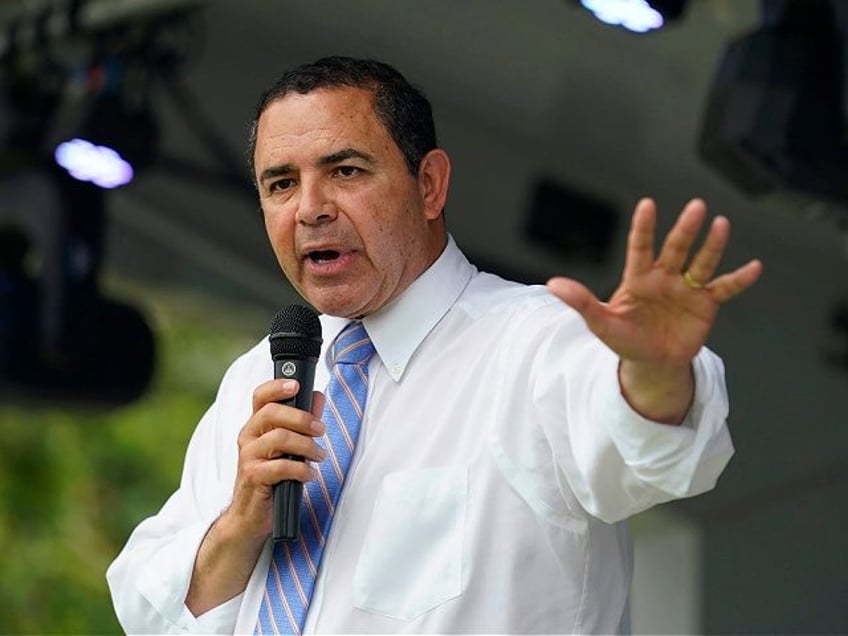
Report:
254,87,444,319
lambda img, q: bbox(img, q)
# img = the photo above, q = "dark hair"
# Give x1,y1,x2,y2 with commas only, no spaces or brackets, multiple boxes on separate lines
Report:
247,56,437,179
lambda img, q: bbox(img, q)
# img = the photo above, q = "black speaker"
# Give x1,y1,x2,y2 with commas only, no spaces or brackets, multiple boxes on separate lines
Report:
524,178,618,264
698,0,848,205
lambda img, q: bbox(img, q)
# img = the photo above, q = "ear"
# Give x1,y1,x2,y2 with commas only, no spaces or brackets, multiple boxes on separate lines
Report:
417,149,451,221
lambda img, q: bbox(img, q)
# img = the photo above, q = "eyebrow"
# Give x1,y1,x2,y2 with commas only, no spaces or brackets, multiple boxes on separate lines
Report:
258,148,377,187
258,164,295,186
318,148,376,167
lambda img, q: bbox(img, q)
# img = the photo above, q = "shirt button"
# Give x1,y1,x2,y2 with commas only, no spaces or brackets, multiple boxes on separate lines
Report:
392,364,401,375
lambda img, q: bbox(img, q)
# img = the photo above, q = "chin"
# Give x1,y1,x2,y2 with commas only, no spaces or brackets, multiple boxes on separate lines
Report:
303,279,388,319
306,294,364,320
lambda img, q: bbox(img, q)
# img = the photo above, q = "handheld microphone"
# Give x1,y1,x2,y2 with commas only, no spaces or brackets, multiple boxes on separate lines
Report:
269,304,322,542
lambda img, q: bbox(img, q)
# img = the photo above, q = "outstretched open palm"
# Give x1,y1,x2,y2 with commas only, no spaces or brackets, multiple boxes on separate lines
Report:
547,198,762,369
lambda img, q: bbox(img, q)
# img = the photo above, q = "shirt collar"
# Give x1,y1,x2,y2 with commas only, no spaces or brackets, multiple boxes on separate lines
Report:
320,235,474,382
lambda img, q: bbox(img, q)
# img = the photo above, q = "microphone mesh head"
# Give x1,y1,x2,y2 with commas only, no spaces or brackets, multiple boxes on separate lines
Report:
269,304,322,359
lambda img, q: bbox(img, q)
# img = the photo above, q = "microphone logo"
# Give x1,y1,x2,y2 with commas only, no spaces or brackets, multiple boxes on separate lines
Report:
281,361,297,377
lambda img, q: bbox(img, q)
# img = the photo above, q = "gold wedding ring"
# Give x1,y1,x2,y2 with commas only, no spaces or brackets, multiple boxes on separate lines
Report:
682,270,706,290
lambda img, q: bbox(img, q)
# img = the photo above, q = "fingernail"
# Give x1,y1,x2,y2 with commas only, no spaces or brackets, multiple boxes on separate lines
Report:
282,379,297,391
316,446,327,461
311,420,326,435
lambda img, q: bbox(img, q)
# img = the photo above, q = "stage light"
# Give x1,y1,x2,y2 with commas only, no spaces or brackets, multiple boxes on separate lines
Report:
0,0,206,405
50,70,160,189
577,0,688,33
54,138,134,189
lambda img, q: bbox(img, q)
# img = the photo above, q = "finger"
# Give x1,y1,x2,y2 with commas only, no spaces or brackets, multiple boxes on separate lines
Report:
623,198,657,279
547,276,609,337
243,454,316,486
240,401,324,447
252,378,300,413
311,391,325,419
261,402,325,436
657,198,708,274
708,259,763,303
252,426,328,463
685,215,730,284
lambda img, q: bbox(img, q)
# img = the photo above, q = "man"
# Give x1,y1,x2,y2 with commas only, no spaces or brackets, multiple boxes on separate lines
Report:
107,56,762,634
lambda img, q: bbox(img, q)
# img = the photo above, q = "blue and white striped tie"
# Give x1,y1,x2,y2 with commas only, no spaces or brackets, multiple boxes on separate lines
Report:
256,321,375,635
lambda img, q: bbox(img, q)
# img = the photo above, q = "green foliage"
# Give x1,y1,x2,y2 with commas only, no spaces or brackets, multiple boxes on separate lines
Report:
0,293,262,634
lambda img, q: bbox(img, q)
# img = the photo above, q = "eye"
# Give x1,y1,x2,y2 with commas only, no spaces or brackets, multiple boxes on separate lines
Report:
269,178,296,193
333,165,361,178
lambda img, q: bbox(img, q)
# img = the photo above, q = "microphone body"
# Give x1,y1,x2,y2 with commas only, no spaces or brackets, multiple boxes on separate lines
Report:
269,305,322,542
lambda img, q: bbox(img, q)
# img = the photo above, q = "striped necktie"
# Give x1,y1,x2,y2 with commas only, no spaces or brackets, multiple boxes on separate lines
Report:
256,321,375,635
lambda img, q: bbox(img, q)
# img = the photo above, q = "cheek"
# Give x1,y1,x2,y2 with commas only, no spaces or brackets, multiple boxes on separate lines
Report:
263,208,296,262
362,213,403,259
361,186,422,239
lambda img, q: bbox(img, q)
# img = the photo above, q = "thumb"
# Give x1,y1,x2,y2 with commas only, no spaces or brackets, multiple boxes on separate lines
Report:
546,276,606,330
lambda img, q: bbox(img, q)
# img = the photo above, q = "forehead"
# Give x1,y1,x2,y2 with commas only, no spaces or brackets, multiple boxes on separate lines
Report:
254,87,396,163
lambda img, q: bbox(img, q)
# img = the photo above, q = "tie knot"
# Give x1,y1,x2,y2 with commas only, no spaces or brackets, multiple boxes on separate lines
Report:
332,322,375,365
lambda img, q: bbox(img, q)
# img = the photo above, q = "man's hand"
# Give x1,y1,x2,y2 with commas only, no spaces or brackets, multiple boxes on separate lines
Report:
186,379,326,616
546,197,762,423
227,379,327,539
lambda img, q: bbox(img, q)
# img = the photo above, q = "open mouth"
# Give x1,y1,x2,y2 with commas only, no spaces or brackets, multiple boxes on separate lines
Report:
307,250,341,264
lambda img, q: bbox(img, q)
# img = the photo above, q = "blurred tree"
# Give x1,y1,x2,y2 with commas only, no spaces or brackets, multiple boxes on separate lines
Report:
0,284,265,634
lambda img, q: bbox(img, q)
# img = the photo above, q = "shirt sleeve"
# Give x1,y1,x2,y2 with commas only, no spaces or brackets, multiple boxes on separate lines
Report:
105,348,258,634
529,307,735,524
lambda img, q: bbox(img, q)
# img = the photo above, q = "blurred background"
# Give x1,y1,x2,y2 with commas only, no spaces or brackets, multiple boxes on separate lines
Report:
0,0,846,633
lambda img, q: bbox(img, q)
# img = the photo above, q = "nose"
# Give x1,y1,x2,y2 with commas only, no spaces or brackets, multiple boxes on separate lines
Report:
295,178,337,226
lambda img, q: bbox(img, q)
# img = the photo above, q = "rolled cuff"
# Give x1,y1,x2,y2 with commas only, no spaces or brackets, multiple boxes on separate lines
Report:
132,516,242,634
600,347,734,500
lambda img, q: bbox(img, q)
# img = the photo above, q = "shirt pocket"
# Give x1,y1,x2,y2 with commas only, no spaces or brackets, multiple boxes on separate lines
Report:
353,465,467,621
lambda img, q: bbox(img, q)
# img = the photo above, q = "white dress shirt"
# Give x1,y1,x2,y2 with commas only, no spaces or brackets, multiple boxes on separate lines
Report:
107,236,734,634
